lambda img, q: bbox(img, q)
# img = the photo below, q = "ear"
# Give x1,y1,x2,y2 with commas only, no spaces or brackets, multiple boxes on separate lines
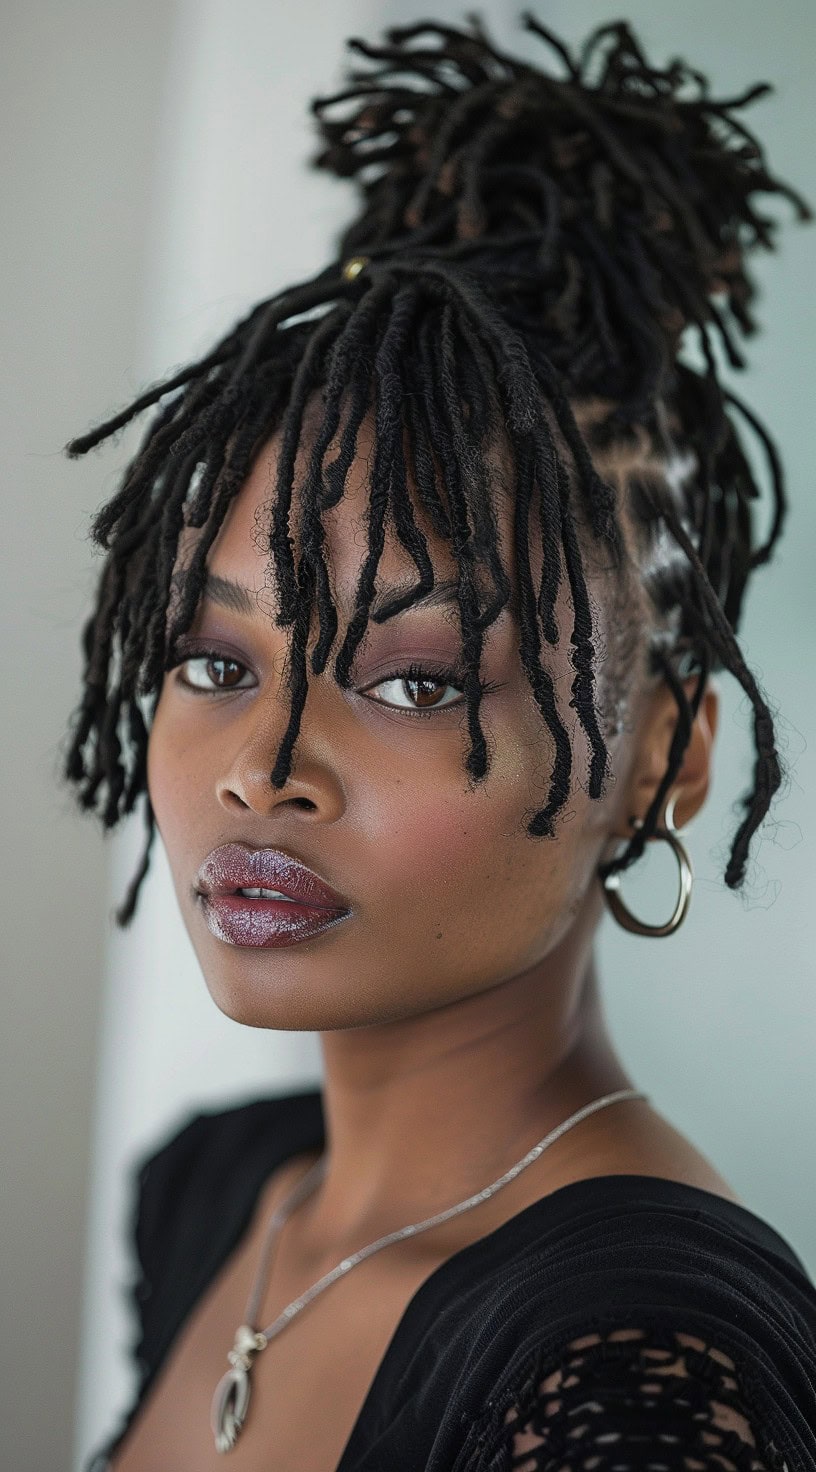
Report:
610,676,719,838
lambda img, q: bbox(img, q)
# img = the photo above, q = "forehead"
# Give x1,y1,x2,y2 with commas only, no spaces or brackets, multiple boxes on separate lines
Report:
192,402,522,617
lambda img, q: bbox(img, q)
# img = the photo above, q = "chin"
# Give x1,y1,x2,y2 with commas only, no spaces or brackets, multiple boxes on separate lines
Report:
198,966,361,1032
199,960,434,1033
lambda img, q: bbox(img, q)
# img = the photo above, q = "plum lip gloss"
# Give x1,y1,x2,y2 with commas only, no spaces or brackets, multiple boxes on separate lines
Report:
195,843,352,948
199,892,351,948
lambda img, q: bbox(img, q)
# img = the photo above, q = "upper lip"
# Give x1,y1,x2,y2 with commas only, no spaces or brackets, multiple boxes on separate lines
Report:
196,844,351,912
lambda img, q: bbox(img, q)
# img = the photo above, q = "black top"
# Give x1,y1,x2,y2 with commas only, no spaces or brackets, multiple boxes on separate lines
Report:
86,1087,816,1472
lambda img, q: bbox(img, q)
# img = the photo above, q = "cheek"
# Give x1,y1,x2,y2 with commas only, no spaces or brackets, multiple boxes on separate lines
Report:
368,738,583,950
146,689,197,851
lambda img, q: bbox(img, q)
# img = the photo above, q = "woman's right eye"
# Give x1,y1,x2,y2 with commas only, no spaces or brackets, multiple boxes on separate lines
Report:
173,652,255,692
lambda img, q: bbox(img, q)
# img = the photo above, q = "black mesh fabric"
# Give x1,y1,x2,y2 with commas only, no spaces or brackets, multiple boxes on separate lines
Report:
467,1326,791,1470
84,1089,816,1472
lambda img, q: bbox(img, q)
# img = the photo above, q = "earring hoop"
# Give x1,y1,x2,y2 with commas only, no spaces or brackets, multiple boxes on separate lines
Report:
600,790,693,937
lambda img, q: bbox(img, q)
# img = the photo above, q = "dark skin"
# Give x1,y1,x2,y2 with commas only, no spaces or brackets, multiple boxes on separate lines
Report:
122,409,742,1471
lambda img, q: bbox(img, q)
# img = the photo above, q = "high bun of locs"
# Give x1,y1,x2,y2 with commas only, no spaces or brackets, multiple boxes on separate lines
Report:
62,15,811,925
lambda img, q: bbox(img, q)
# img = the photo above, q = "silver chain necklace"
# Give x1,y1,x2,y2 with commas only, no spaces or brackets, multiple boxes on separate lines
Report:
211,1086,648,1452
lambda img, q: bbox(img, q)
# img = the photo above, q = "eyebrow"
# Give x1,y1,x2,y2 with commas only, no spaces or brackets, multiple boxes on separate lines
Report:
172,570,517,620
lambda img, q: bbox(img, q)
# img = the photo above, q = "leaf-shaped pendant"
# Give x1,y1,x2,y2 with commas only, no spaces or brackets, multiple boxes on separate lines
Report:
211,1324,268,1454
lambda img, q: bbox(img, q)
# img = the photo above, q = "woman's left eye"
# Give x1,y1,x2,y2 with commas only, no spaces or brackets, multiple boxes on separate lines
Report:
361,663,467,716
173,652,255,692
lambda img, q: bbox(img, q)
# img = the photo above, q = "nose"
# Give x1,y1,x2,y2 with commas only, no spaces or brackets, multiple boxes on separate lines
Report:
215,695,346,822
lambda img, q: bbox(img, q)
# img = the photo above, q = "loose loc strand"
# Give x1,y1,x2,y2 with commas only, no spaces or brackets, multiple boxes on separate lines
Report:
62,14,809,922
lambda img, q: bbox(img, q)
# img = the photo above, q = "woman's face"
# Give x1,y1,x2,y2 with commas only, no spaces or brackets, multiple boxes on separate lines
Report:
147,414,650,1031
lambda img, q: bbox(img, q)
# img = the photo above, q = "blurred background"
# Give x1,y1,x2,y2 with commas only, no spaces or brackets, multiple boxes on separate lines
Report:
2,1,814,1468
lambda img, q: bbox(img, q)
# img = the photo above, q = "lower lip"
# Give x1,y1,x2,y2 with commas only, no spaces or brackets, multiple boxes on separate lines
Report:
200,893,350,948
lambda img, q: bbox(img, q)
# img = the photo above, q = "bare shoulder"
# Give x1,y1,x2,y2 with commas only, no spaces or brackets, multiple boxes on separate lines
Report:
576,1096,744,1205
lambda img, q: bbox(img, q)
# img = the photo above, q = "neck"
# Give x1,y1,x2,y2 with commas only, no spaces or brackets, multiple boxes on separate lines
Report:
303,937,636,1250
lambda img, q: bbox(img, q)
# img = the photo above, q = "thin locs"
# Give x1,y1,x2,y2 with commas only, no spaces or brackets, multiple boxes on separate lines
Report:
62,15,810,923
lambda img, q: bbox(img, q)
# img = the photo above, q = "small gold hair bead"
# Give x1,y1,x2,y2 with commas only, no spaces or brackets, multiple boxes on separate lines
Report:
341,255,370,282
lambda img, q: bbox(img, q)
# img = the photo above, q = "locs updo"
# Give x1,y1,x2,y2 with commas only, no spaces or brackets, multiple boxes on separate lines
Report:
63,15,810,926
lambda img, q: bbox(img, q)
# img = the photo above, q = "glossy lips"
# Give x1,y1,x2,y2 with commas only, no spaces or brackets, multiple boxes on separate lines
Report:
196,843,351,948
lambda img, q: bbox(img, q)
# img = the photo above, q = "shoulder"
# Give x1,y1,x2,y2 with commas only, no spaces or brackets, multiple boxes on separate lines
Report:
127,1095,282,1258
124,1087,322,1369
132,1084,322,1173
465,1321,793,1472
453,1176,816,1472
561,1093,746,1203
130,1085,322,1227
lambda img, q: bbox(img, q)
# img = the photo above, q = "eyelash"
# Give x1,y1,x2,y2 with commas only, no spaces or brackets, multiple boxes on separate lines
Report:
168,646,503,719
367,661,504,717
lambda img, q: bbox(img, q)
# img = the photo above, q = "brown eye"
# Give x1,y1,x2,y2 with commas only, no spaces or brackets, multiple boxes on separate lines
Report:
361,661,469,716
176,653,253,692
405,675,450,710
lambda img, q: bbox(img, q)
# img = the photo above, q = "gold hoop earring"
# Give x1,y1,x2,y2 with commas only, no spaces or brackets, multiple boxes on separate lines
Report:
600,790,693,937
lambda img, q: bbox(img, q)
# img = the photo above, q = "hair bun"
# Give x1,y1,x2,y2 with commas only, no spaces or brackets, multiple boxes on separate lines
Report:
311,15,810,407
63,12,811,918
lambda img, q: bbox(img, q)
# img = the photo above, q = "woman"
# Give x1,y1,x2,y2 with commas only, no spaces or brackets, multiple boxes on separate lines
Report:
67,15,816,1472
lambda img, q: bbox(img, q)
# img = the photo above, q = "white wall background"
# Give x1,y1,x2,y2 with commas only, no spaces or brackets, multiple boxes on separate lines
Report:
1,5,176,1470
3,5,812,1471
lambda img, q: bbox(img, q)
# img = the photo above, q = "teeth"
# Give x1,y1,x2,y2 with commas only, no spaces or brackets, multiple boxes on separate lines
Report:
237,887,294,901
